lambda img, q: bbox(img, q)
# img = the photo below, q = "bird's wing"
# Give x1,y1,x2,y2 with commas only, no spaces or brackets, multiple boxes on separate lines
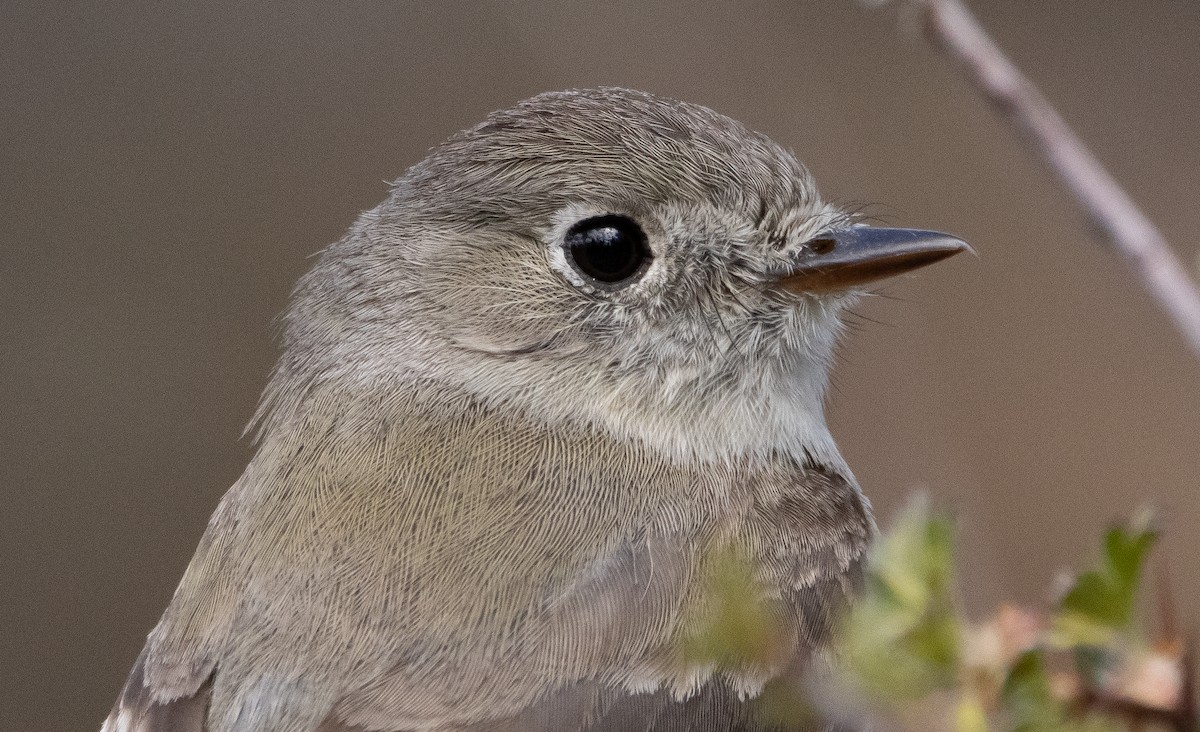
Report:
323,530,699,731
748,463,875,648
101,648,212,732
102,521,700,732
101,394,870,732
100,398,702,732
336,679,775,732
100,470,249,732
324,464,873,732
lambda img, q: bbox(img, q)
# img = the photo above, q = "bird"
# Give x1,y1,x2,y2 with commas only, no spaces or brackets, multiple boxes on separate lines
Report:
102,87,967,732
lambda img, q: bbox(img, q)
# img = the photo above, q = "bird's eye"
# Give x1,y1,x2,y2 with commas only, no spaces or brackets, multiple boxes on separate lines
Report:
564,215,652,285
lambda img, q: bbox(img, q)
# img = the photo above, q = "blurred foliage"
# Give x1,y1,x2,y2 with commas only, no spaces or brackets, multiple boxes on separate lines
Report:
689,498,1192,731
841,497,960,701
1051,520,1156,653
829,499,1189,731
685,548,789,671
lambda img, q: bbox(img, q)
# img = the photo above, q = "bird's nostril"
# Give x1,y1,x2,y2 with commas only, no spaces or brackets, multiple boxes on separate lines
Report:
806,237,837,255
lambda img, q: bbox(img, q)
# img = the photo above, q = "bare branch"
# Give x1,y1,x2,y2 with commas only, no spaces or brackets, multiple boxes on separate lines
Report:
880,0,1200,361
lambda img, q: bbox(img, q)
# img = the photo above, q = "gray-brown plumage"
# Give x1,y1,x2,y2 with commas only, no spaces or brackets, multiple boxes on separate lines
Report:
103,88,965,732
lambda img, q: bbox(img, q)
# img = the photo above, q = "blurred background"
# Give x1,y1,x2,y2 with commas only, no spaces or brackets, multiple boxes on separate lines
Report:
4,1,1200,729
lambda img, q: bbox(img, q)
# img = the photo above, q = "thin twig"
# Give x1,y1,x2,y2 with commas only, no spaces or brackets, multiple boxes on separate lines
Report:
1156,558,1178,649
1077,684,1192,732
883,0,1200,361
1181,637,1198,732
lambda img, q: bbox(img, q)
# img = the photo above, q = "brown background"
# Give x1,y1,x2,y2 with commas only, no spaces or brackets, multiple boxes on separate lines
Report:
4,2,1199,729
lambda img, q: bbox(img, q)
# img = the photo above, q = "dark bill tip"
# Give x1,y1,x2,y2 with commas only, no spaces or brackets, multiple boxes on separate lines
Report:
775,226,970,294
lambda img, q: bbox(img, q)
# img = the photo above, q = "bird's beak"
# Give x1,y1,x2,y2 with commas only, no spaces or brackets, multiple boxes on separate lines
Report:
773,226,970,294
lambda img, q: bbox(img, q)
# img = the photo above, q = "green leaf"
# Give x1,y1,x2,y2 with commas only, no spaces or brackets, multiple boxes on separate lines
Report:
837,496,963,701
1002,651,1061,730
1104,525,1155,590
1052,523,1156,650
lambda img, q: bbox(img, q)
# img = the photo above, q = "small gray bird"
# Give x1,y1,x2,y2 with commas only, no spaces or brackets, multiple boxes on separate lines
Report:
104,88,966,732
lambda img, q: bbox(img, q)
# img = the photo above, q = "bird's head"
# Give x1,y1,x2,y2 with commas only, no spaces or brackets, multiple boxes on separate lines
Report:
266,88,966,464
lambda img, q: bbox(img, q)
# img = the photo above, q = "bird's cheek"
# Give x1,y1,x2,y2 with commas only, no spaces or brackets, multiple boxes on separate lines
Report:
434,278,576,357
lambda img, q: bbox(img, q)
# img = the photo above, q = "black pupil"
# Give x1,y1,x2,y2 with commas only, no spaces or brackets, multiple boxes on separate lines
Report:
565,215,650,284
